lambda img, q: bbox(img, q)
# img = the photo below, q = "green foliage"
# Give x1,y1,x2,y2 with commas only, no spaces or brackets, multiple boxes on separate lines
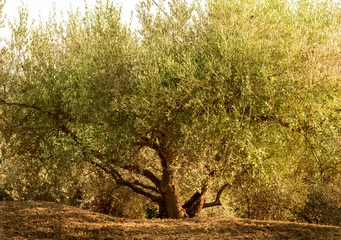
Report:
0,0,5,28
1,0,341,222
294,184,341,226
78,167,147,218
2,155,147,217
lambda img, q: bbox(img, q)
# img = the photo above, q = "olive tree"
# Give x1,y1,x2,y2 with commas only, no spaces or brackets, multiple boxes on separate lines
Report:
1,0,341,219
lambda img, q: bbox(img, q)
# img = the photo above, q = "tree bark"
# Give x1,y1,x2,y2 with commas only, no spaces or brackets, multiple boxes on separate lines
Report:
183,185,208,218
160,165,186,218
158,200,168,218
0,99,232,219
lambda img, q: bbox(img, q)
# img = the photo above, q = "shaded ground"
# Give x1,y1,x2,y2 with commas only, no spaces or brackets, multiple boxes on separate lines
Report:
0,201,340,239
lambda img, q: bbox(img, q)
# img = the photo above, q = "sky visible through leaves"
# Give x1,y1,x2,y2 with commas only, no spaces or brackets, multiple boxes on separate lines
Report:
0,0,140,39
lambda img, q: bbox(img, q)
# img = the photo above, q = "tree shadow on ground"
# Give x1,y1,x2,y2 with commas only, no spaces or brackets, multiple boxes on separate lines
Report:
1,201,340,239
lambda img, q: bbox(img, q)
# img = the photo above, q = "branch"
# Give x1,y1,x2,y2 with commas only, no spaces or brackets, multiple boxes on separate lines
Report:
151,0,168,16
109,167,162,203
80,150,162,202
303,133,323,176
183,184,209,217
0,98,163,203
0,99,83,145
251,115,313,133
133,180,160,194
203,183,230,208
0,99,58,121
86,157,112,173
183,184,208,209
141,136,168,168
141,136,159,151
72,144,163,203
142,169,161,188
124,164,161,190
59,126,163,203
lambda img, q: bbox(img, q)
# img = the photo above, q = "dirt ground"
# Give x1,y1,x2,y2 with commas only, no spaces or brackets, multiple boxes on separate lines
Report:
1,201,341,239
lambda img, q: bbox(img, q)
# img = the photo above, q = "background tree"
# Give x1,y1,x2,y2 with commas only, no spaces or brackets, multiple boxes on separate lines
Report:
1,0,341,221
0,0,9,200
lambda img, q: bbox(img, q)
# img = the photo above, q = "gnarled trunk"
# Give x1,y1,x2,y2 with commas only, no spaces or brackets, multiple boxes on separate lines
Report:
160,165,185,218
183,185,208,218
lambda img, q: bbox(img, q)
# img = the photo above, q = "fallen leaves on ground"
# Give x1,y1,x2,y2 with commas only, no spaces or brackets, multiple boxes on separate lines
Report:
0,201,340,239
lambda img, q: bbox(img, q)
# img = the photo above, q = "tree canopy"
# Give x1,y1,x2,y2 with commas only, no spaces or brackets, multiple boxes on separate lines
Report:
1,0,341,220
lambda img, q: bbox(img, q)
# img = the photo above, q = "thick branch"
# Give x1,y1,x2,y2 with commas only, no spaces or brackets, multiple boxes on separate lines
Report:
86,157,112,174
141,136,159,150
141,136,169,168
109,168,162,203
133,180,160,194
72,140,163,202
141,169,161,188
0,99,163,203
124,164,161,190
183,184,209,217
83,152,162,202
203,183,230,208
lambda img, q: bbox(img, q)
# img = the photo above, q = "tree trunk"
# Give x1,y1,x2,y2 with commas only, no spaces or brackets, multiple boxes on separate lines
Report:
158,201,168,218
156,130,186,219
160,165,186,218
183,185,208,218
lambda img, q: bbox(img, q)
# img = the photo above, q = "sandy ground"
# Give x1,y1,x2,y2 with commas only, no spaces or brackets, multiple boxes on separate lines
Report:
1,201,341,239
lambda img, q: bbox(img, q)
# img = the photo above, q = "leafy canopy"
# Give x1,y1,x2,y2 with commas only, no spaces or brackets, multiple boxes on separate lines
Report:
1,0,341,219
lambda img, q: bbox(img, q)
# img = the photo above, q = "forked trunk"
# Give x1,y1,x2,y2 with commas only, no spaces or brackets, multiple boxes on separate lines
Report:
183,185,208,218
